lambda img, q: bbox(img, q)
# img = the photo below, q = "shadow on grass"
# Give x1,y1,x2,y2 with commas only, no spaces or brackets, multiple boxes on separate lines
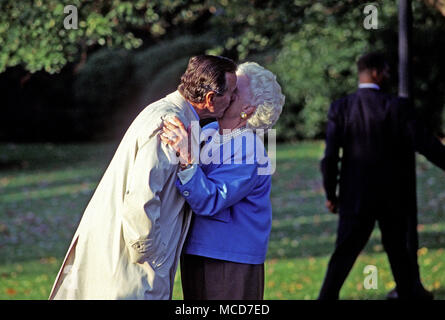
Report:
431,288,445,300
3,187,443,264
0,143,117,173
0,191,90,265
0,171,101,198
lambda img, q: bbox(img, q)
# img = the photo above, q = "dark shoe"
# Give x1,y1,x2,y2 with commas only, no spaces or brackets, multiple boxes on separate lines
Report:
415,287,434,300
386,288,398,300
386,287,434,300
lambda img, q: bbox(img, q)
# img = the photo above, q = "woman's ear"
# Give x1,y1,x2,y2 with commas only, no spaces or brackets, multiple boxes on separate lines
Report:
243,105,257,117
204,91,215,109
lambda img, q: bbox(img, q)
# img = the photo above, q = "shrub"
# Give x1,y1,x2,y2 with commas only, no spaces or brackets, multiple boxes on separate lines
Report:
72,34,216,140
132,34,216,92
73,48,134,139
137,56,190,107
269,27,368,140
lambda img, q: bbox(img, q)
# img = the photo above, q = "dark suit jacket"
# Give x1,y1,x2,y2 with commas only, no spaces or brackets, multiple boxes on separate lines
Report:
321,88,445,217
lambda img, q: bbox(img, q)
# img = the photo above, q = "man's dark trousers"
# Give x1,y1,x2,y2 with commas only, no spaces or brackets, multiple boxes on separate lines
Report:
318,212,413,299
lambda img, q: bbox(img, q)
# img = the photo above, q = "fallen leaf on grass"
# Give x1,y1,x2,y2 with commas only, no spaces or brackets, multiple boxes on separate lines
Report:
5,288,17,296
418,247,428,256
40,257,57,264
385,281,396,290
432,263,442,273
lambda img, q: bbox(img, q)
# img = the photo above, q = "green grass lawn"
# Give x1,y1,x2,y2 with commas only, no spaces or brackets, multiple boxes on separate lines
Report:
0,141,444,300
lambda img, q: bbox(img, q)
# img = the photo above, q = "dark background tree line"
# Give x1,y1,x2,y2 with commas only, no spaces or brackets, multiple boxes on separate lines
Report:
0,0,444,142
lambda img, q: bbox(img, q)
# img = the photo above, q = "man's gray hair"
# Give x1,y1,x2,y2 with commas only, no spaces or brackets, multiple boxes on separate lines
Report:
237,62,285,130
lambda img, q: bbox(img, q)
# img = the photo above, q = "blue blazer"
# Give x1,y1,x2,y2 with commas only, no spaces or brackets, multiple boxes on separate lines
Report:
176,122,272,264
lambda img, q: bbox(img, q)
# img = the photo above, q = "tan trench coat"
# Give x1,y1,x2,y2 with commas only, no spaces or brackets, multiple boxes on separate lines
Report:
49,91,198,299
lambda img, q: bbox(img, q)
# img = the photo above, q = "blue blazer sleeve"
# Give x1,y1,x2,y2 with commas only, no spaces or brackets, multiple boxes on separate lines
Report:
176,163,259,216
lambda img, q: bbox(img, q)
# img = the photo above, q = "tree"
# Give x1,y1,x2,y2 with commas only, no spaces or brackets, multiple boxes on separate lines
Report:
0,0,211,74
268,1,445,140
0,0,354,74
206,0,312,60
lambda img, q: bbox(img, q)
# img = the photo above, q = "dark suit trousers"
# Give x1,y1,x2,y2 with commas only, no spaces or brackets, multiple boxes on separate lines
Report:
181,254,264,300
318,213,417,300
406,212,421,286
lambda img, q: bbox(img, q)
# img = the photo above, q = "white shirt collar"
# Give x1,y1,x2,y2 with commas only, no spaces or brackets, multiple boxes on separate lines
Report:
358,83,380,90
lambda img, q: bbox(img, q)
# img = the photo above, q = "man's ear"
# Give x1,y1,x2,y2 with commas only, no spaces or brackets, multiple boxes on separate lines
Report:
204,91,215,109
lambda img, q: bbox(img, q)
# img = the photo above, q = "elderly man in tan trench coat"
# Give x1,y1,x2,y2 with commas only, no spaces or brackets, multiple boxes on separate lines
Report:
49,55,237,300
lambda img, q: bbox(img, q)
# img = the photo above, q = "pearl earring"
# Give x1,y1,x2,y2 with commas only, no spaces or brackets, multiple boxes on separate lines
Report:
240,111,247,119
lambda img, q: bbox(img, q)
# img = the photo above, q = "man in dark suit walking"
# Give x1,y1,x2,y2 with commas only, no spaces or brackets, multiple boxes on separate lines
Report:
318,52,445,300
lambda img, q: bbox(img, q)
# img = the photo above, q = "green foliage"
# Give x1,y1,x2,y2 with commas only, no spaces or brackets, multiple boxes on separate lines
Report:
0,0,388,74
132,34,216,92
72,48,134,139
2,0,445,141
71,34,215,139
270,29,367,139
74,48,133,109
208,0,312,60
268,4,371,140
139,56,190,105
268,2,445,140
0,0,211,73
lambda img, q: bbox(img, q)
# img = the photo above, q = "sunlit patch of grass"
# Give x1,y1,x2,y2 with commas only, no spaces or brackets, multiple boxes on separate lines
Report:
0,258,62,299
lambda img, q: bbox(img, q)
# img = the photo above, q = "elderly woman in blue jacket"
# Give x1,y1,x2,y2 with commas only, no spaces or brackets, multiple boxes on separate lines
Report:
161,62,285,300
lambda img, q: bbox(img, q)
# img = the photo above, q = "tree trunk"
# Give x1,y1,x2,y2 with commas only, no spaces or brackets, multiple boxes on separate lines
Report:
398,0,413,99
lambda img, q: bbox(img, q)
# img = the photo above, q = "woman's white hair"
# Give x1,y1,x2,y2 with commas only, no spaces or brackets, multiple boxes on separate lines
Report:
237,62,285,130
